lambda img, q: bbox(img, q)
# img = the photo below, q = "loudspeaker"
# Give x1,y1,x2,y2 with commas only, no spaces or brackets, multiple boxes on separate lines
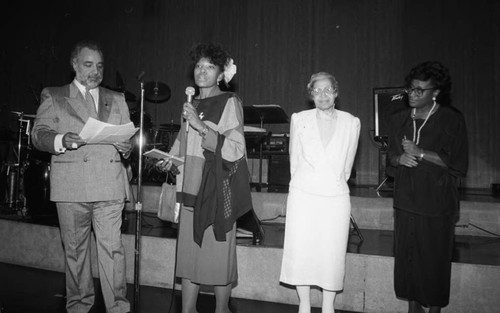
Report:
373,87,408,139
267,154,290,193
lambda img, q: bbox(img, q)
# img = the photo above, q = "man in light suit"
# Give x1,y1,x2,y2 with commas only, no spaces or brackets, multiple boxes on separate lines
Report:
31,40,132,313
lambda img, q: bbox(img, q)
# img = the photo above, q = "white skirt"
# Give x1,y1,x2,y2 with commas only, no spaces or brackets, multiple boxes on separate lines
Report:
280,186,351,291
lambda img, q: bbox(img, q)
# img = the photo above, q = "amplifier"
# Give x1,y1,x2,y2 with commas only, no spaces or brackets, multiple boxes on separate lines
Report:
268,154,290,193
265,133,289,152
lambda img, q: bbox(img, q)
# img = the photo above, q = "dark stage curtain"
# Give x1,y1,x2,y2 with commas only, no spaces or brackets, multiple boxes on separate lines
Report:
1,0,499,189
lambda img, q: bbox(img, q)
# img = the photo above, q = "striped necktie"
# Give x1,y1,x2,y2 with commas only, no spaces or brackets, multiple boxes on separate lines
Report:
85,88,98,116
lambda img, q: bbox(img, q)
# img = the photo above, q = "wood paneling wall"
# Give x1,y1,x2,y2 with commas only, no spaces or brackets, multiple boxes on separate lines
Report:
1,0,498,189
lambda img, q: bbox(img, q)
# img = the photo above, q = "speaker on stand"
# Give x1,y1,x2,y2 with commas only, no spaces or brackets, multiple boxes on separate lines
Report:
373,87,408,195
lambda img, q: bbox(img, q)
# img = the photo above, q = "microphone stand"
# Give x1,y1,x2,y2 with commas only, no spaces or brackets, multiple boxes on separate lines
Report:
133,81,145,312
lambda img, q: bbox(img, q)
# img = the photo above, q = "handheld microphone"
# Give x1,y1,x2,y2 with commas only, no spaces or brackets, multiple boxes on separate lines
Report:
184,87,195,131
185,86,195,103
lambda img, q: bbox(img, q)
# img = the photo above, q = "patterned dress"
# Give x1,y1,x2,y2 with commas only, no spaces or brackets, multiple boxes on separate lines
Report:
169,92,247,285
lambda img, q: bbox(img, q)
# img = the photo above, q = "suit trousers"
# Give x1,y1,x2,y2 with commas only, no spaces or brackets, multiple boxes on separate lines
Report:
57,200,129,313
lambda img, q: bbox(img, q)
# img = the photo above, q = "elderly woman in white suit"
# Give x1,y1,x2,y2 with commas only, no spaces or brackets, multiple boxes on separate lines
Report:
280,72,360,313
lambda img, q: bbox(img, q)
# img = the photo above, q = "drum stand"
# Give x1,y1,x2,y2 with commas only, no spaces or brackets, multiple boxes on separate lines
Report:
6,112,31,216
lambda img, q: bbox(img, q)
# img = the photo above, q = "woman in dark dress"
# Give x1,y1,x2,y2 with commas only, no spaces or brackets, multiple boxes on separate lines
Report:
387,61,468,313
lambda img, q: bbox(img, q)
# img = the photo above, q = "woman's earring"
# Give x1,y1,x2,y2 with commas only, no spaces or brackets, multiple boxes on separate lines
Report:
432,96,437,106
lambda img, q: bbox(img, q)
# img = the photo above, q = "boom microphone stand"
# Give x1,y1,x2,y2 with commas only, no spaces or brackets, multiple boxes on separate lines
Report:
133,81,145,312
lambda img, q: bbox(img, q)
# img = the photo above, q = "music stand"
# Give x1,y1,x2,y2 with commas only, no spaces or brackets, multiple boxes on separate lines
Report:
243,105,289,191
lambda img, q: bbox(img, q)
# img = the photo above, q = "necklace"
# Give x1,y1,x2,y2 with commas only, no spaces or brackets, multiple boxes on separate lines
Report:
411,102,436,145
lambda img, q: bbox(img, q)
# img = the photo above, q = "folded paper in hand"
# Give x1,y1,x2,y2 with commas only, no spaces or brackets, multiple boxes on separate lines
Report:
243,125,266,133
79,117,139,144
143,149,185,167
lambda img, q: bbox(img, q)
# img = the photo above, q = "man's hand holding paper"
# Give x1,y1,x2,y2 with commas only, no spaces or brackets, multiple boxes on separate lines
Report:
63,132,87,150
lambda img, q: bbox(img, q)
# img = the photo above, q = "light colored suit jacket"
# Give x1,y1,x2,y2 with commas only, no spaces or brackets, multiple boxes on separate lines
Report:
31,82,131,202
288,108,360,196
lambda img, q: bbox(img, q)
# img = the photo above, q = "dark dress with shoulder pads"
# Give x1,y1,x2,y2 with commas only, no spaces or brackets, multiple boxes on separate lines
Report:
387,105,468,307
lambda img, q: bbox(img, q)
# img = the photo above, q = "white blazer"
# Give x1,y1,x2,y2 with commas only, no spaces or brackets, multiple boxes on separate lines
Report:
288,108,360,196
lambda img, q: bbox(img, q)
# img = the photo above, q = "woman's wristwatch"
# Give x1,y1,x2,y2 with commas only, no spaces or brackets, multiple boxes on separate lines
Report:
418,149,425,161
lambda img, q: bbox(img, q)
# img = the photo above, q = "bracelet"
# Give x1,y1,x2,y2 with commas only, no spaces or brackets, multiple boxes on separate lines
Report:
419,150,425,161
199,126,209,137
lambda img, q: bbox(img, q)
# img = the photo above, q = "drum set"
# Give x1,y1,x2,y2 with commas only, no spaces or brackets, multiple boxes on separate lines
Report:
128,108,180,184
127,80,179,184
0,111,55,218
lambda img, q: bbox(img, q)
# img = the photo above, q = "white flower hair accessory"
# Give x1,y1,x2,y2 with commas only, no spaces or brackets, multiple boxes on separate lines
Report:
223,58,237,85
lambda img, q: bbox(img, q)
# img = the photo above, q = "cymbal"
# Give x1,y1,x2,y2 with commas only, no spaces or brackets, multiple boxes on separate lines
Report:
159,123,180,132
144,81,171,103
10,111,36,118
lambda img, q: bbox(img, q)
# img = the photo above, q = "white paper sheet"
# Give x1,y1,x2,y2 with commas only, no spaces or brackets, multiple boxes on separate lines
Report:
79,117,139,144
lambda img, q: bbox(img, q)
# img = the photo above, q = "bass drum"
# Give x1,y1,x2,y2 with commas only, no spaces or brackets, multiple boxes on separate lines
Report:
23,150,56,216
129,108,155,145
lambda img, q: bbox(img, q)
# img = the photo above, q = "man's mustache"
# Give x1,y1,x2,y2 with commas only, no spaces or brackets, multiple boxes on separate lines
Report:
88,74,102,80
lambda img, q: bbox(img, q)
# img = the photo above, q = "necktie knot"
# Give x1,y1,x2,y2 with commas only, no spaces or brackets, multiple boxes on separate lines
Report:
85,89,94,102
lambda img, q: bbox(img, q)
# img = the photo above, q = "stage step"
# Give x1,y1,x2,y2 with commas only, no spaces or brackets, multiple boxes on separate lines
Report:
0,219,498,313
128,185,500,238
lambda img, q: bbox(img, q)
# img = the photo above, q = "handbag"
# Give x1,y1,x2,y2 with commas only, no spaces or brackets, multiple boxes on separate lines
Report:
157,182,180,223
158,129,186,224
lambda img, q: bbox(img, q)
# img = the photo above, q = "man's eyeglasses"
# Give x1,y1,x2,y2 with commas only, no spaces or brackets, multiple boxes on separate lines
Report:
405,87,435,97
311,86,336,97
